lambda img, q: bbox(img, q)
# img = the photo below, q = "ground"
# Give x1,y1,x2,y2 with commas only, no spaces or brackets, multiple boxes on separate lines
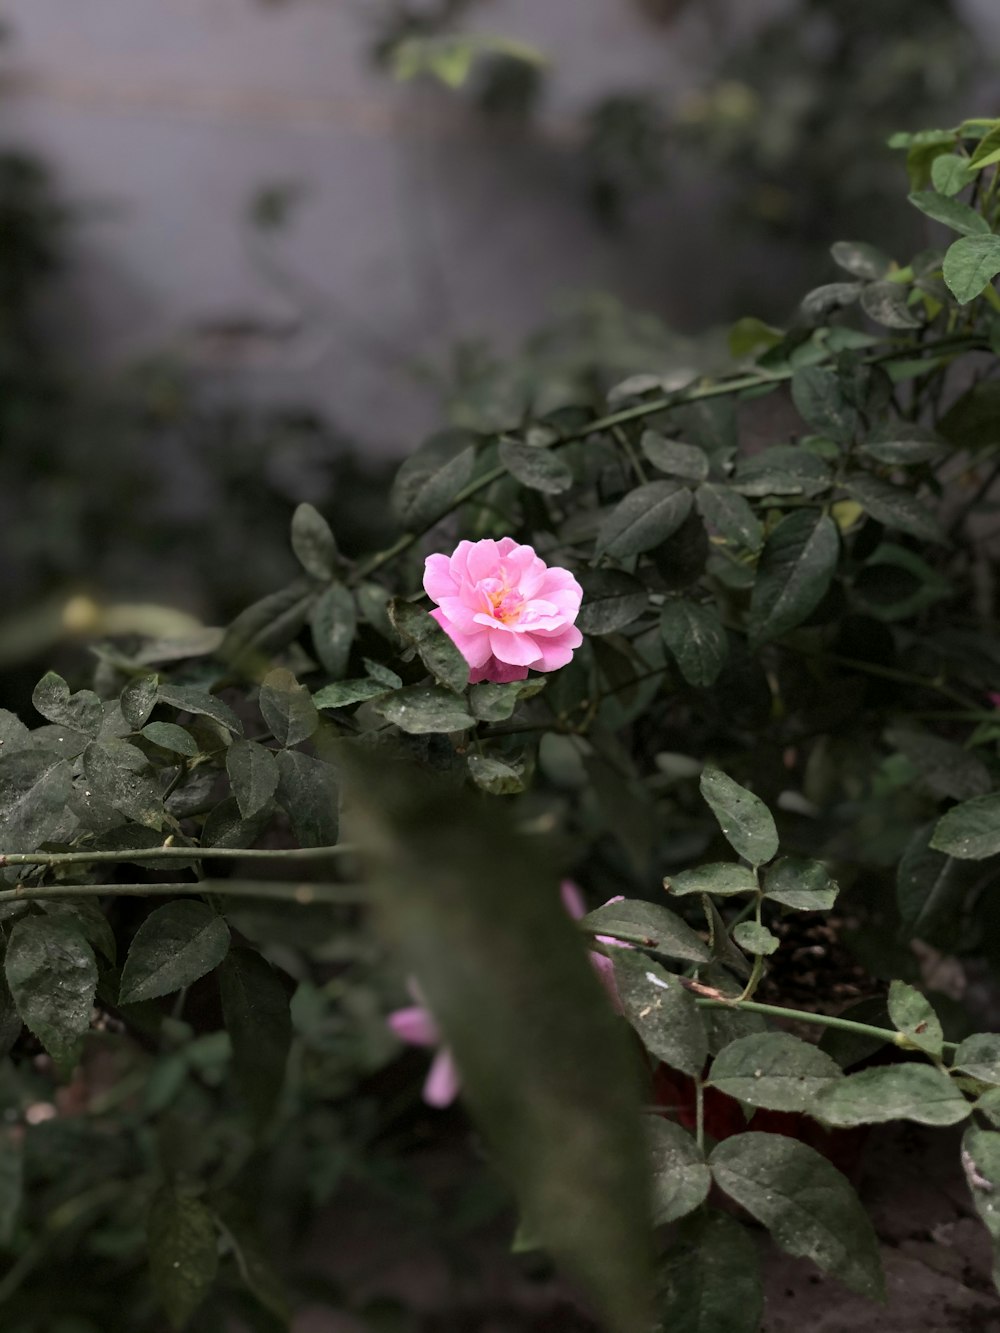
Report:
289,1122,1000,1332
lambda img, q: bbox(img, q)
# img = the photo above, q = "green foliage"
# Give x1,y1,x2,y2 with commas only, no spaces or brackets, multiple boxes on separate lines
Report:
4,110,1000,1332
709,1134,884,1299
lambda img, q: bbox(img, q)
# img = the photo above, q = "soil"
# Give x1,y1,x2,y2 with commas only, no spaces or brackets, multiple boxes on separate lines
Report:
290,1122,1000,1333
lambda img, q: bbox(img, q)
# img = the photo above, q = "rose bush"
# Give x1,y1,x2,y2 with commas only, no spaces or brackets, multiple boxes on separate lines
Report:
3,115,1000,1332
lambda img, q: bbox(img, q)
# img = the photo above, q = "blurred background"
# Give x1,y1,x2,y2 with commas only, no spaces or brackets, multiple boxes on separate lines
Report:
1,0,998,638
3,7,1000,1330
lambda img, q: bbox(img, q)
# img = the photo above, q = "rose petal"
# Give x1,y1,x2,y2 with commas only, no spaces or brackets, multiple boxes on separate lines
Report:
388,1005,440,1047
423,1049,461,1106
488,627,543,666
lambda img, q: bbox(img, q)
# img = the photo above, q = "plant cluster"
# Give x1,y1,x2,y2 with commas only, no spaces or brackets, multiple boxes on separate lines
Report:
3,117,1000,1331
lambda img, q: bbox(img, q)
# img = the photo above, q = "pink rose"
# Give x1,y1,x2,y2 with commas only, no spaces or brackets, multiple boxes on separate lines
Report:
423,537,583,685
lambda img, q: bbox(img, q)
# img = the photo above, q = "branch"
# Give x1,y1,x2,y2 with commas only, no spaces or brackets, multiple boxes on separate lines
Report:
351,332,990,584
0,879,364,907
693,994,959,1053
0,844,356,870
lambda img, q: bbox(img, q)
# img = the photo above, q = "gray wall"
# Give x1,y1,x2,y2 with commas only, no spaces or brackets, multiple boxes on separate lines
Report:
1,0,997,452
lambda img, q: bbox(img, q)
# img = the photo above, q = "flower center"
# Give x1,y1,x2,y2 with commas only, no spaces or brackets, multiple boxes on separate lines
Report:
485,573,524,624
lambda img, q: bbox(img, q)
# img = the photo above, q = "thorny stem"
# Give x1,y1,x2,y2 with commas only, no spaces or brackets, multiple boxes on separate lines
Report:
694,996,960,1052
0,880,364,907
695,1078,705,1154
0,844,357,870
351,333,988,585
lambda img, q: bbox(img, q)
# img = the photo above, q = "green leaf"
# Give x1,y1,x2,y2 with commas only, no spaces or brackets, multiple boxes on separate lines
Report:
290,502,338,579
816,1064,970,1127
931,792,1000,860
859,281,923,329
313,678,391,710
389,598,470,693
221,581,315,670
699,766,778,867
641,432,709,484
977,1088,1000,1128
732,445,832,498
31,672,103,737
83,740,163,830
391,430,477,529
764,857,838,911
861,423,947,465
954,1034,1000,1085
201,795,272,850
666,863,759,897
468,678,546,721
970,125,1000,169
119,902,231,1004
575,570,648,636
364,659,403,689
943,234,1000,304
649,1120,710,1225
148,1188,219,1330
887,725,990,803
931,153,977,196
657,1211,763,1333
709,1134,883,1298
801,281,864,320
909,189,989,236
219,947,291,1125
0,965,20,1059
961,1126,1000,1291
596,482,693,558
120,674,159,730
258,667,319,747
309,583,357,680
275,749,339,847
728,315,783,359
659,600,728,688
140,722,200,757
748,511,839,647
0,1127,23,1245
580,898,710,964
0,709,30,754
212,1201,290,1323
498,439,572,494
340,747,652,1331
0,750,73,850
731,922,779,956
372,686,475,734
4,915,98,1064
844,473,944,544
226,740,280,820
612,951,707,1076
830,240,892,280
467,753,524,794
791,366,859,444
709,1031,843,1110
695,483,763,552
38,901,116,965
897,824,975,943
157,685,243,736
654,509,710,591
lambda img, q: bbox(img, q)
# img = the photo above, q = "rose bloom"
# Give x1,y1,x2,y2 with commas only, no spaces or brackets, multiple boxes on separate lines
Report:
423,537,583,685
388,882,630,1107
